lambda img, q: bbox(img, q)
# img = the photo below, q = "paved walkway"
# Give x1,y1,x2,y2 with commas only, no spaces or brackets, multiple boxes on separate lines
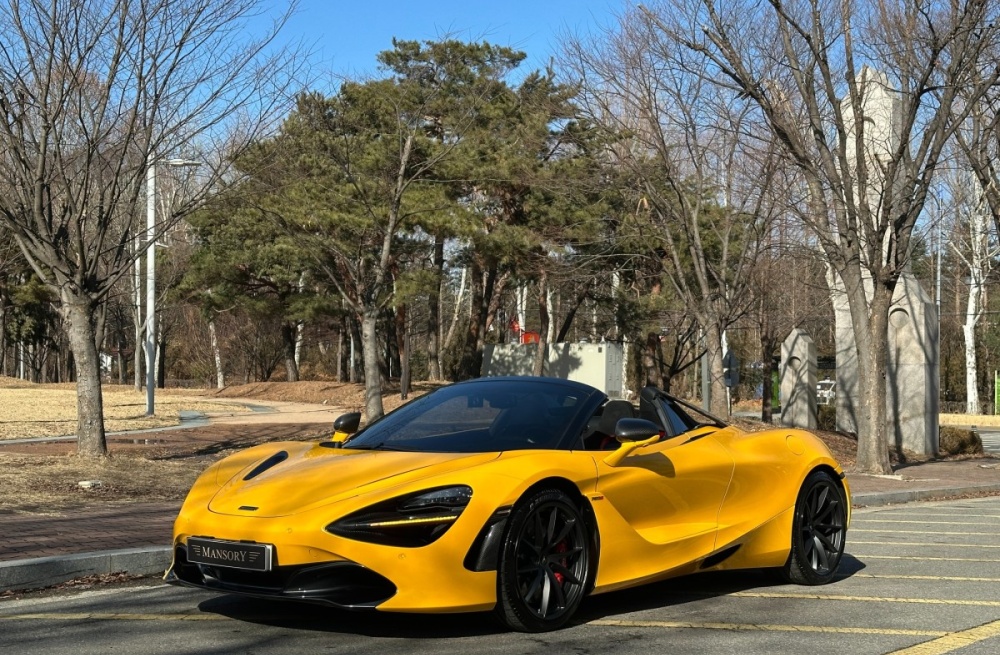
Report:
0,502,179,562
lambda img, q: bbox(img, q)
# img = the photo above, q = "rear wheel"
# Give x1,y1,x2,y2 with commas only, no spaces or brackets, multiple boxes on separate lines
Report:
781,469,847,585
495,489,590,632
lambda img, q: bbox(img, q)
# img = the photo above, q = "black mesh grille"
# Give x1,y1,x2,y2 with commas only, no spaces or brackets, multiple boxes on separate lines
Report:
169,546,396,608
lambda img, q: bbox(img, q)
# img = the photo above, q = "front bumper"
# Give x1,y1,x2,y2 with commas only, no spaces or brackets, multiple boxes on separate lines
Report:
170,506,500,613
165,544,396,609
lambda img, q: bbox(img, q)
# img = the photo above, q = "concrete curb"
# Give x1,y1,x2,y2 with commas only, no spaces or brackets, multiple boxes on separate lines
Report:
0,546,170,593
851,483,1000,507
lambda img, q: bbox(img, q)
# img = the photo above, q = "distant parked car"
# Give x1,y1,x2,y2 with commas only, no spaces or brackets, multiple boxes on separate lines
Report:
817,379,836,405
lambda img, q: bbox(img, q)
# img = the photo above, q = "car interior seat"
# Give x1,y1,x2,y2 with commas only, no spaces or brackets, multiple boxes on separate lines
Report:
583,399,635,450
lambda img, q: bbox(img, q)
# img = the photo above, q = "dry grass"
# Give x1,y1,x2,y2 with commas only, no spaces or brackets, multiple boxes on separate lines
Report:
0,452,204,512
0,377,250,440
0,378,432,513
201,379,444,414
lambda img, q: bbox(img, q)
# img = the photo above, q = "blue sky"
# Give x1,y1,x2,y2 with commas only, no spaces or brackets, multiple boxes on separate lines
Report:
276,0,620,80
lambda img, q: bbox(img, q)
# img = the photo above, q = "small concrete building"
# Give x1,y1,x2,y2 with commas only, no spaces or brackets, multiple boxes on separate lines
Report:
481,342,625,397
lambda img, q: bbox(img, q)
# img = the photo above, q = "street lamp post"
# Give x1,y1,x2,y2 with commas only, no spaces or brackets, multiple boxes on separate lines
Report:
145,157,200,416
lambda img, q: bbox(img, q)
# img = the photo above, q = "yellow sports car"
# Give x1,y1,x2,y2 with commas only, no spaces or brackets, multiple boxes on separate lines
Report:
166,376,850,632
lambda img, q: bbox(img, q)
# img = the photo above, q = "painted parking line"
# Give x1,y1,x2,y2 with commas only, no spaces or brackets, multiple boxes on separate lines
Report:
0,611,948,639
0,612,225,621
2,600,994,654
887,619,1000,655
726,591,1000,607
589,618,1000,655
851,540,1000,549
589,618,945,637
852,529,1000,536
862,513,1000,519
848,573,1000,582
851,518,1000,534
853,554,1000,563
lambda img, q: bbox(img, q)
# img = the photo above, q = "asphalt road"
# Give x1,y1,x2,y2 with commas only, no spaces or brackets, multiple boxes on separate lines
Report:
2,497,999,655
979,429,1000,455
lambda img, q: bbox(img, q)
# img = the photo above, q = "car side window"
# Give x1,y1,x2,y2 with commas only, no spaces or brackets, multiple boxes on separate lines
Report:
657,398,694,437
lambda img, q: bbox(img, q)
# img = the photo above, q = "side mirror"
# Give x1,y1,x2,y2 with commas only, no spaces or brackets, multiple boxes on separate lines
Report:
603,418,662,467
614,418,662,443
329,412,362,447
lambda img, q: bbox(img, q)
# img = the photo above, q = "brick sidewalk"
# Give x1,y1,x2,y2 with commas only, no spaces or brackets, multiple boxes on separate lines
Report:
0,502,178,562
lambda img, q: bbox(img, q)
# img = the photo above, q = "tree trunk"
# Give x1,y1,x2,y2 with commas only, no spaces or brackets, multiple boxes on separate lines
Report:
361,307,385,420
643,332,664,389
459,260,487,380
157,333,166,388
428,236,443,380
382,307,396,383
962,294,981,414
117,335,127,385
349,318,360,383
850,278,893,474
444,266,467,358
336,320,344,382
395,302,410,398
532,273,549,377
556,281,593,341
94,299,108,359
209,319,225,388
59,292,107,458
133,327,142,390
761,335,778,424
295,320,305,369
0,296,6,377
280,321,299,382
962,206,988,415
705,323,728,417
134,240,142,391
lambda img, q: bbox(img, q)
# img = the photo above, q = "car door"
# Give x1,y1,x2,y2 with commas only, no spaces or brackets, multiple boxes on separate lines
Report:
590,391,735,589
595,432,734,542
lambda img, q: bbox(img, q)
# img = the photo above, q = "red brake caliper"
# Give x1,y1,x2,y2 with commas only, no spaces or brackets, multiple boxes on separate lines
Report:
553,541,568,584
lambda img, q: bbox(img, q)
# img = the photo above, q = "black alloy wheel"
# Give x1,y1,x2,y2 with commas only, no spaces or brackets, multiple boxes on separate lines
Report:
495,489,591,632
782,469,847,585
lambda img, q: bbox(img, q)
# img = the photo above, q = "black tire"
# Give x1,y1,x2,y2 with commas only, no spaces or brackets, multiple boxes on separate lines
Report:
781,469,847,585
494,489,591,632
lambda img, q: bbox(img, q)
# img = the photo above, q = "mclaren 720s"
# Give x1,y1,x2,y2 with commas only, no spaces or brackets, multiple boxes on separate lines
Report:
167,376,850,632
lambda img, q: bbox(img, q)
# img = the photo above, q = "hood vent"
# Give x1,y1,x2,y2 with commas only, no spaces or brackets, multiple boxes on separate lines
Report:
243,451,289,481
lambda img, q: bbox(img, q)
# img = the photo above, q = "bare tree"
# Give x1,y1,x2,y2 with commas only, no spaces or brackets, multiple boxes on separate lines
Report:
0,0,301,457
939,168,995,415
955,67,1000,414
565,7,780,415
0,227,27,376
650,0,1000,473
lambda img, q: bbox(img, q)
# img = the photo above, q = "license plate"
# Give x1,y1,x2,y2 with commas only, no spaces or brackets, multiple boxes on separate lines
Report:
187,537,273,571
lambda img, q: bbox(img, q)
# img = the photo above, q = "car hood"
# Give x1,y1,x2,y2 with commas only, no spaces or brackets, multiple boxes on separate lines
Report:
208,445,500,518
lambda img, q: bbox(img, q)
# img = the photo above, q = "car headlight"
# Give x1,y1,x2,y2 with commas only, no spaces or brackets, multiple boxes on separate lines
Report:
326,485,473,547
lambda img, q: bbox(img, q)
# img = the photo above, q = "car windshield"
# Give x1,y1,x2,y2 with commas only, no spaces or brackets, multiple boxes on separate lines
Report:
344,379,599,453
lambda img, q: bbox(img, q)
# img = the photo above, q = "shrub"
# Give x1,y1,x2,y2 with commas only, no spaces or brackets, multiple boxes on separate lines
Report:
817,405,837,432
938,427,984,456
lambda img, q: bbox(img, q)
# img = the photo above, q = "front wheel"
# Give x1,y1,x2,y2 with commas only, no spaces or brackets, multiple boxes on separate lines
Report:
781,469,847,585
495,489,591,632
